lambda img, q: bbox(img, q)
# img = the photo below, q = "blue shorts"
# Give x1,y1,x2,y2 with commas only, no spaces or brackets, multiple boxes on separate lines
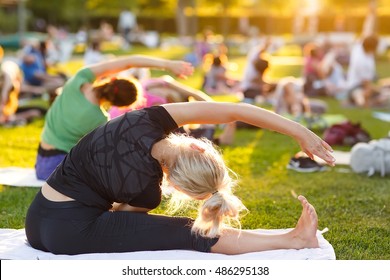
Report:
35,145,67,180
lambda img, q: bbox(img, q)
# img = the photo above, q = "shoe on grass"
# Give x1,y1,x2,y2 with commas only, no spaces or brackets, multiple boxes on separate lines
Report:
287,156,327,173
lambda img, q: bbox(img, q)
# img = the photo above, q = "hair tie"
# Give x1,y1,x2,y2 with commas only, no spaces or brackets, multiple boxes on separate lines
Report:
211,190,218,195
190,143,205,153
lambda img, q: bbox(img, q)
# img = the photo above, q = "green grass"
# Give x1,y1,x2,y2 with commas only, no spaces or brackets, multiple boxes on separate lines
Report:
0,45,389,260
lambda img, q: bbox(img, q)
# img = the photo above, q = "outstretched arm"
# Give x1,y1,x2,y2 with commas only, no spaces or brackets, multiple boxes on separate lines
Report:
87,55,194,79
162,102,335,166
162,76,214,102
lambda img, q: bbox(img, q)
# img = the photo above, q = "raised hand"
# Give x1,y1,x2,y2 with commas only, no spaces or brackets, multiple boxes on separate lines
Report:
168,61,194,79
297,129,335,166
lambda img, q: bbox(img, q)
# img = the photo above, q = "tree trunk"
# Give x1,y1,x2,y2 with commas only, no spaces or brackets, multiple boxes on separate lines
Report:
221,0,230,38
176,0,188,38
17,0,27,42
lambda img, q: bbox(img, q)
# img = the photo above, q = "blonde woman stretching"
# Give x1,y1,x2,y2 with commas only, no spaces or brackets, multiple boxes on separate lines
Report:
25,101,335,255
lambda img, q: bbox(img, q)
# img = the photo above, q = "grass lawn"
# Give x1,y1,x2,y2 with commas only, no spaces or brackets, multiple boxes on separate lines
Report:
0,45,389,260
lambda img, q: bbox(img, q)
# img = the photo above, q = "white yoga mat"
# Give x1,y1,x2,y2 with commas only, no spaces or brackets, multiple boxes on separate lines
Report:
314,150,351,166
373,111,390,122
0,167,44,187
0,228,335,260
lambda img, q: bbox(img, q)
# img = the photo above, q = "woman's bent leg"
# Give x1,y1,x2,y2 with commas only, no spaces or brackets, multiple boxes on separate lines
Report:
27,191,218,255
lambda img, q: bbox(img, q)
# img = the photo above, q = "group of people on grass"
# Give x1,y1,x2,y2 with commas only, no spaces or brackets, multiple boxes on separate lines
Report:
25,53,335,255
200,32,389,116
2,26,388,256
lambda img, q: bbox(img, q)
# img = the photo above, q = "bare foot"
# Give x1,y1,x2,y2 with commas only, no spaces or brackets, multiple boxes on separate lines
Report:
289,195,320,249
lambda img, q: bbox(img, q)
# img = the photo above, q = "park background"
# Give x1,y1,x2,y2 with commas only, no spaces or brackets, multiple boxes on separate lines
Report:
3,0,390,36
0,0,389,260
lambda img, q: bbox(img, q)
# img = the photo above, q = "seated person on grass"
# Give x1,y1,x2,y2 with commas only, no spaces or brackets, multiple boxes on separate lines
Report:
35,55,193,181
26,101,335,256
346,35,390,108
19,40,66,100
271,76,328,120
0,47,43,126
241,56,276,105
202,55,241,96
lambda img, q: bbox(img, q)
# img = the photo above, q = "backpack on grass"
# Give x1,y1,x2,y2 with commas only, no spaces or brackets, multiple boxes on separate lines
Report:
350,138,390,177
323,121,371,146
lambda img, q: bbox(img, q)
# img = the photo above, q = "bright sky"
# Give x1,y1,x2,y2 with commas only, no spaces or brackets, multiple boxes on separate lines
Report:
302,0,321,15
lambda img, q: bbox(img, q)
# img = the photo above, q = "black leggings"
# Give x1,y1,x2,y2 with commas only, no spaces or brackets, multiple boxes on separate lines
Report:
25,191,218,255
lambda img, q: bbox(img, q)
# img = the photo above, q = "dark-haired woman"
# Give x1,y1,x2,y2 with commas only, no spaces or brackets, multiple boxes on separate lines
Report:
35,55,193,180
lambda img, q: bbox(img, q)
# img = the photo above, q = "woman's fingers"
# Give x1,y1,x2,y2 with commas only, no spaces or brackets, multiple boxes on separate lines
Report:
320,140,336,166
301,137,335,166
322,140,334,152
171,61,194,78
181,65,194,77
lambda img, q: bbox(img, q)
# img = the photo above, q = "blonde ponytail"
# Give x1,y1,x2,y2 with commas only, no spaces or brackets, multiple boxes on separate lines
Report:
163,133,247,238
192,191,247,238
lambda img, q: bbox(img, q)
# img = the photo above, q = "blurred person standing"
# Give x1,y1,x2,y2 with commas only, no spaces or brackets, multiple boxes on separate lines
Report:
118,7,137,48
